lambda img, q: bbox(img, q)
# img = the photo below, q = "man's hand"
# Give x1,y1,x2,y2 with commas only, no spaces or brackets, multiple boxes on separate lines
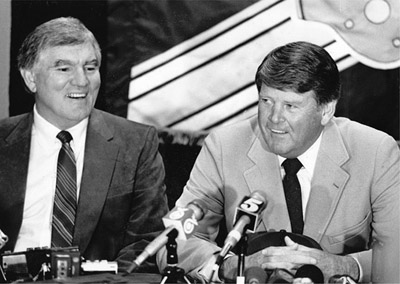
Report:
283,237,359,282
220,236,359,282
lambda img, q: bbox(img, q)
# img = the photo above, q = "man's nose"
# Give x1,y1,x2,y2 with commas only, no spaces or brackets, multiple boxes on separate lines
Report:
71,68,89,86
269,105,284,123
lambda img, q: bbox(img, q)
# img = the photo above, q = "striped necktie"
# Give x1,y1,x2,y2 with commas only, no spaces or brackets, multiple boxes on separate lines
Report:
51,130,77,247
282,158,304,234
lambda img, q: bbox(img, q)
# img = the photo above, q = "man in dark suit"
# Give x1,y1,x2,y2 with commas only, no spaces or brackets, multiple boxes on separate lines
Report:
0,17,169,273
157,41,399,283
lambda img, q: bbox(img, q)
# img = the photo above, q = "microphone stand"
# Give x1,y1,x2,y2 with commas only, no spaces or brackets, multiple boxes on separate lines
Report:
236,234,248,284
160,229,190,284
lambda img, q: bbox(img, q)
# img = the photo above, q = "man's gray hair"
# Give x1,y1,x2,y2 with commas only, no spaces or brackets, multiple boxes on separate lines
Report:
17,17,101,70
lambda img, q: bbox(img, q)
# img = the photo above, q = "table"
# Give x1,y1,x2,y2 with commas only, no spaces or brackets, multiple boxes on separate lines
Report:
31,273,162,283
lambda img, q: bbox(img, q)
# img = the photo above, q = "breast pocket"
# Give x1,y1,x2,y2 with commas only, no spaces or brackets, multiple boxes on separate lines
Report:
322,211,372,254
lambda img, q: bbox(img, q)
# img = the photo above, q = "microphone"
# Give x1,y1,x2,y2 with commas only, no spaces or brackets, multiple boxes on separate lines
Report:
162,199,208,240
294,264,324,283
125,199,208,273
328,275,357,284
0,229,8,249
216,191,267,266
245,267,268,284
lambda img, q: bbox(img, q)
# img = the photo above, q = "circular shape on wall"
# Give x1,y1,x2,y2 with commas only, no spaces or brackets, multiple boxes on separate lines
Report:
344,19,354,29
393,38,400,48
364,0,391,24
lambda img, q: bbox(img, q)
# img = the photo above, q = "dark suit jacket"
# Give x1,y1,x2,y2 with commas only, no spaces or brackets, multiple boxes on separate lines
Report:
0,109,169,272
157,115,400,283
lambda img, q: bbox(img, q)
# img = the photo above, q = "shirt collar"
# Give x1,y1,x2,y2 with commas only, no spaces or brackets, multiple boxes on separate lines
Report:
278,132,323,178
33,104,88,150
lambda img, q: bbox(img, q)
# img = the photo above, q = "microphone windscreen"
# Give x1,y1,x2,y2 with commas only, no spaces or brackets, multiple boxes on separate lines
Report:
245,267,267,284
233,191,267,232
294,264,324,283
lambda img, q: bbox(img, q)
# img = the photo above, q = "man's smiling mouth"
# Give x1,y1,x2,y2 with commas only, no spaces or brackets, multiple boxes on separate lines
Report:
270,128,286,134
67,93,87,98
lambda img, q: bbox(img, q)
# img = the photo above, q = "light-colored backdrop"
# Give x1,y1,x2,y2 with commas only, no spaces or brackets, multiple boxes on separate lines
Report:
0,0,11,119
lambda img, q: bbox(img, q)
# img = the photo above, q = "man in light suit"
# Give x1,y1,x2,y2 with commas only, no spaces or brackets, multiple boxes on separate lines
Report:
157,41,399,283
0,17,168,274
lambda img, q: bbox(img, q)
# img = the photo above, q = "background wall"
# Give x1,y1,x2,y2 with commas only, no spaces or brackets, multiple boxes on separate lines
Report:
8,0,108,117
2,0,399,208
5,0,399,141
0,0,11,120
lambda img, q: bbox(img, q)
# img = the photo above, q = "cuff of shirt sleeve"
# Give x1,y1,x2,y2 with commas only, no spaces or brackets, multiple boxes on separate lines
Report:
197,253,220,283
349,255,363,282
198,253,234,283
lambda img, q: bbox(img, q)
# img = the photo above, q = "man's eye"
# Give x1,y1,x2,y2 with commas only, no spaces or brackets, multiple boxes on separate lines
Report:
85,65,98,72
262,99,274,107
286,104,296,109
56,67,70,72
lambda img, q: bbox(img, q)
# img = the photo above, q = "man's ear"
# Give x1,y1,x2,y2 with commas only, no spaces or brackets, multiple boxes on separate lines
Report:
19,69,37,93
321,100,337,126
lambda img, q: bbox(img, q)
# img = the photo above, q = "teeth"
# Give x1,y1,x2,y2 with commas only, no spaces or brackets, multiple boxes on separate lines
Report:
271,129,286,134
68,93,86,98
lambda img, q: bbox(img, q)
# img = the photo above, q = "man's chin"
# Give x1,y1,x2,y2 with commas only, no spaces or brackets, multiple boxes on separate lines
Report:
267,144,291,157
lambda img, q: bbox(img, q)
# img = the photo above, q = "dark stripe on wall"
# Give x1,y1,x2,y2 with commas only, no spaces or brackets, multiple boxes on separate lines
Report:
203,101,258,130
167,82,255,127
129,17,291,102
131,0,286,80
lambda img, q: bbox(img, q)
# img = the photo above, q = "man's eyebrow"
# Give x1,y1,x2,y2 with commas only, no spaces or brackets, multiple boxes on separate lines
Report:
284,97,303,104
53,59,72,67
52,58,99,67
87,59,99,66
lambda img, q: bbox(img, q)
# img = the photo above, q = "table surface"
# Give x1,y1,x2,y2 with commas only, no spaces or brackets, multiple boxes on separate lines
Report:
31,273,163,283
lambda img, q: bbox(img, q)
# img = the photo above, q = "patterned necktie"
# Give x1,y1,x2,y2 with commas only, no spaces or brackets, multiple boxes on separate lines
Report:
52,130,77,247
282,158,304,234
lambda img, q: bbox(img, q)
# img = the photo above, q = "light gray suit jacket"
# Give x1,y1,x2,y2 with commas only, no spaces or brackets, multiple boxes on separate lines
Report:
157,115,399,283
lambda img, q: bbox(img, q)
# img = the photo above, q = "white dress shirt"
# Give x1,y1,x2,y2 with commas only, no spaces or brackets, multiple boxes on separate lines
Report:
278,132,322,219
14,105,87,252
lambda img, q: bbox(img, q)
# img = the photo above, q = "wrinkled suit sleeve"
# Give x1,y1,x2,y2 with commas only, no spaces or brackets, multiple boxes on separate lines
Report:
116,126,169,273
366,136,399,283
350,136,400,283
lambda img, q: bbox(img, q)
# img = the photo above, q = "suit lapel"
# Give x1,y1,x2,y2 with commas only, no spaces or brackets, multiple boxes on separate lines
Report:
73,110,119,252
244,123,291,233
0,113,32,250
304,119,350,242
